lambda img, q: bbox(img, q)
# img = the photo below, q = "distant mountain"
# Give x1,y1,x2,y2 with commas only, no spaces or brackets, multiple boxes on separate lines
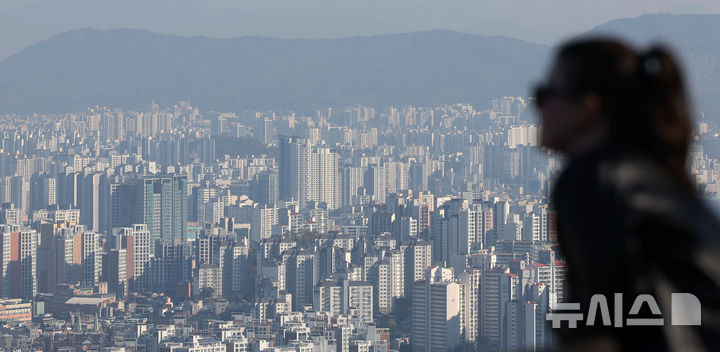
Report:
1,14,720,122
589,13,720,123
0,29,548,113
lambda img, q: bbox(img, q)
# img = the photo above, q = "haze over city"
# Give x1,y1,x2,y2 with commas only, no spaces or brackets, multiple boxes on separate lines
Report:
2,0,720,60
0,2,720,352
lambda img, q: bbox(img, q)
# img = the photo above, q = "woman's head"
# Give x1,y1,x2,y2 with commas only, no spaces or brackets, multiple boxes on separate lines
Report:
536,38,692,178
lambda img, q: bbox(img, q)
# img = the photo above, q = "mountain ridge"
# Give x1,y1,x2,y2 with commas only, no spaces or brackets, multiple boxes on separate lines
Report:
0,27,548,113
1,13,719,123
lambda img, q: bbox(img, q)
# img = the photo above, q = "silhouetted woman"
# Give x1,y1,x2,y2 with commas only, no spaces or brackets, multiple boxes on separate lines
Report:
537,39,720,351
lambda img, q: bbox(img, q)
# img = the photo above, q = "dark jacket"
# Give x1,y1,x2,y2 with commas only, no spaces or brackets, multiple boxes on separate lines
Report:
552,143,720,351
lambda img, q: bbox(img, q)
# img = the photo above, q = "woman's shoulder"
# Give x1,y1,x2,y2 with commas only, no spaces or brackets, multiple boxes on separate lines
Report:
558,144,679,196
555,145,700,218
596,151,676,198
594,149,720,243
552,146,658,204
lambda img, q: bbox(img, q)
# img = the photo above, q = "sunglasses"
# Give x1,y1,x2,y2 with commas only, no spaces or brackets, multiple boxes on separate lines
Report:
533,83,579,106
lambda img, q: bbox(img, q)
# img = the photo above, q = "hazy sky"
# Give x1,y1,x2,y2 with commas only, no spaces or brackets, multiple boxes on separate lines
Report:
1,0,719,60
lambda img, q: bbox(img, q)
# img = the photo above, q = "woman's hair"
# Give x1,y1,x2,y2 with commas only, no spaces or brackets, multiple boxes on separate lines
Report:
557,38,693,190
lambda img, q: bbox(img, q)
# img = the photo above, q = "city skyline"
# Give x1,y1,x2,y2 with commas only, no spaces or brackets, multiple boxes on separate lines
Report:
0,95,716,350
0,4,718,351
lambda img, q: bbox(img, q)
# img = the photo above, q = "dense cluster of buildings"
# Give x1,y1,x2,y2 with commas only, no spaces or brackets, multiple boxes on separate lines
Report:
0,98,717,351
